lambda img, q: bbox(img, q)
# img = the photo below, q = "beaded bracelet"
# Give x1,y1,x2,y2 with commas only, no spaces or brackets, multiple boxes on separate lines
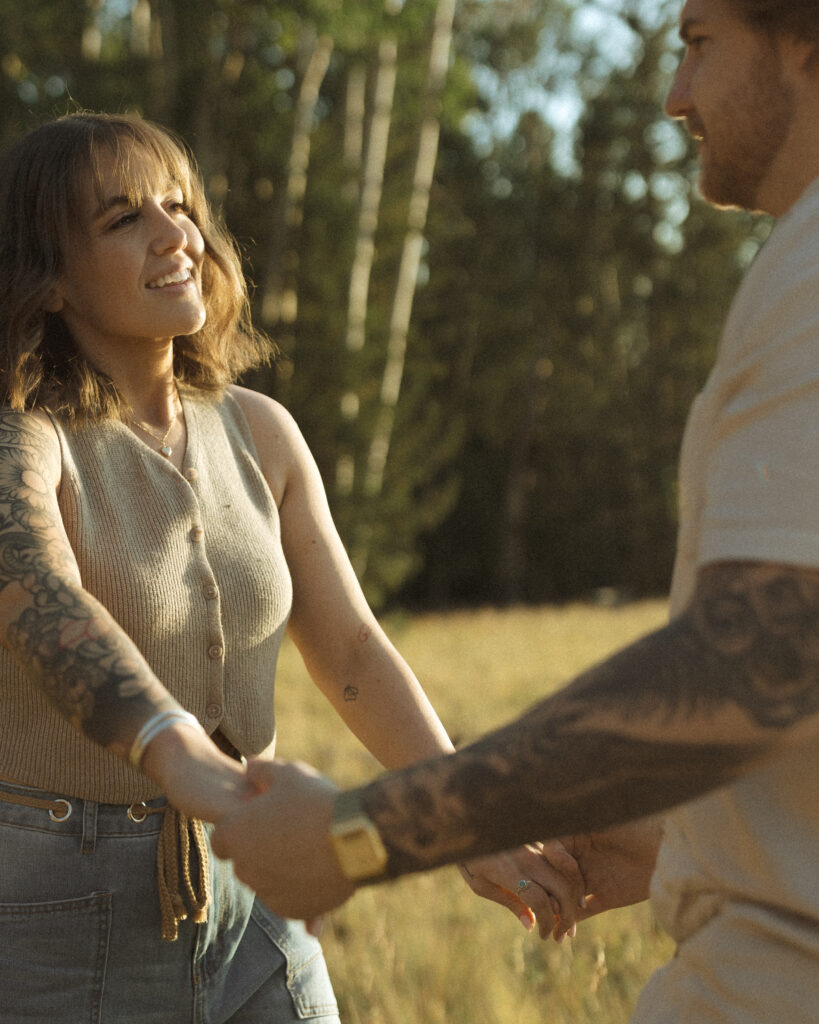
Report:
129,709,203,769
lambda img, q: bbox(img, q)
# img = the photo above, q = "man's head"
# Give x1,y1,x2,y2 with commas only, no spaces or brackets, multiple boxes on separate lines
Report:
726,0,819,46
667,0,819,216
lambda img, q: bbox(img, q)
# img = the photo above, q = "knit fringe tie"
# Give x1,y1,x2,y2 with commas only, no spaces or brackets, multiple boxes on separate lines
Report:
155,806,212,942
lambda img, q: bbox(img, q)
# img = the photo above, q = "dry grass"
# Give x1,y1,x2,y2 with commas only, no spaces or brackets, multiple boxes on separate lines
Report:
274,600,675,1023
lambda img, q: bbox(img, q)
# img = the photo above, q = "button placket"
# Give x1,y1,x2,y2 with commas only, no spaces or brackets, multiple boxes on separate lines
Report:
184,495,226,730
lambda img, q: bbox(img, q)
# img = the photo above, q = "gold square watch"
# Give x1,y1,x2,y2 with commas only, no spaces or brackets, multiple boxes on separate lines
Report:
330,790,389,883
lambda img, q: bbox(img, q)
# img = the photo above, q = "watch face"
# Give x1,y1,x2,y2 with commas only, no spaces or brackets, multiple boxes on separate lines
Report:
332,814,388,881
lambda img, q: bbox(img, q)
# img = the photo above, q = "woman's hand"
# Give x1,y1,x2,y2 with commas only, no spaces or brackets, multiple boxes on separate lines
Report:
140,721,254,822
459,839,586,941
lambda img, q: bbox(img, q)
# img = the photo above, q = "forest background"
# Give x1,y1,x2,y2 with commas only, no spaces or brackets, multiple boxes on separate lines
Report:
0,0,769,612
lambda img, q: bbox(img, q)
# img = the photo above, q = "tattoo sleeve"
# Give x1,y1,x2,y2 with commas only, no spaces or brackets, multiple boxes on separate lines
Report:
0,413,174,756
359,562,819,877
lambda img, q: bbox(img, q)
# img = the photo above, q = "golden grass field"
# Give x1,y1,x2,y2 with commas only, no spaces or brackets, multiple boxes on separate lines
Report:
274,600,676,1024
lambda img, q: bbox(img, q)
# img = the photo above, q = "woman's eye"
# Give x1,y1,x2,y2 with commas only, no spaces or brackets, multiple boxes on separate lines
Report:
110,211,138,229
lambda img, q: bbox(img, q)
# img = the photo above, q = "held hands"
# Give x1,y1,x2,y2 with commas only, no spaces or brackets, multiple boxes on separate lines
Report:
211,759,358,919
559,817,664,921
148,735,611,942
206,756,588,937
139,720,255,822
458,840,587,941
140,729,355,920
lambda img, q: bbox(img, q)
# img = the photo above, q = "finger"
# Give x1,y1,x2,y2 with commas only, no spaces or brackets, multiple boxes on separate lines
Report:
305,916,325,937
526,855,587,932
502,881,553,936
540,839,585,884
244,758,277,794
538,840,588,907
457,866,536,932
465,853,560,938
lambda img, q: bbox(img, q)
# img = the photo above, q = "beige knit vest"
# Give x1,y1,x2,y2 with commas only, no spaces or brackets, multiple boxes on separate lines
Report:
0,387,292,803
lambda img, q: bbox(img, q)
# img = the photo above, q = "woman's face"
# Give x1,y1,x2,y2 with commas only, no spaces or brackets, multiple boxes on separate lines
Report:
48,148,206,362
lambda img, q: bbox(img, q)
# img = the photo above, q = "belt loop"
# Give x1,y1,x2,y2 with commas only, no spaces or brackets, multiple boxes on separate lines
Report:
81,799,99,855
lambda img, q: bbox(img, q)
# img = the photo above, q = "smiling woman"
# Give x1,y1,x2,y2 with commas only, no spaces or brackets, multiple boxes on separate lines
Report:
0,112,585,1023
0,113,266,423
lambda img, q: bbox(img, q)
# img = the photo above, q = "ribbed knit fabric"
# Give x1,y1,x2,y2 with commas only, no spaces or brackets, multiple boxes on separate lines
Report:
0,387,292,803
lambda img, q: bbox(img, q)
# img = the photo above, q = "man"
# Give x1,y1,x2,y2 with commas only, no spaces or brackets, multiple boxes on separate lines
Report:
213,1,819,1019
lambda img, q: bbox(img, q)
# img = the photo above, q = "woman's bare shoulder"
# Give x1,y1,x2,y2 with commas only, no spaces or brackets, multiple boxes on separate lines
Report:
226,385,309,504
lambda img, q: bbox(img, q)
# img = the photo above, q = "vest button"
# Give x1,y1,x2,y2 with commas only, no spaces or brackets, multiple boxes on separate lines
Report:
185,467,199,482
208,643,224,660
206,703,222,718
204,584,218,600
190,526,204,542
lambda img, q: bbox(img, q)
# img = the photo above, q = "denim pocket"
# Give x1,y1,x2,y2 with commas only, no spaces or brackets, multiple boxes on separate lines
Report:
250,903,339,1020
0,891,112,1024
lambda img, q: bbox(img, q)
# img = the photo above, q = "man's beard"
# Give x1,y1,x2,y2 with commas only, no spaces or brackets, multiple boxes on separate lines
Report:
697,45,795,212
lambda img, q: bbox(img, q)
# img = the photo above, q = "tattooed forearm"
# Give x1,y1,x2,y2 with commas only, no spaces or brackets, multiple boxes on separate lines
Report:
0,413,171,752
358,561,819,876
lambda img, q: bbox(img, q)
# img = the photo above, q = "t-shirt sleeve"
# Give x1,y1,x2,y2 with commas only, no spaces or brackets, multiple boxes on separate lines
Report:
699,217,819,571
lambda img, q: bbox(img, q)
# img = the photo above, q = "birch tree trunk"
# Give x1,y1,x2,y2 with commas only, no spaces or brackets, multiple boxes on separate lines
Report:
336,38,398,499
362,0,456,502
260,27,334,331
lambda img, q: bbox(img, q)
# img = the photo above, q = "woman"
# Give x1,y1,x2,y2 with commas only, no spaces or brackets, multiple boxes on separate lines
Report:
0,112,583,1022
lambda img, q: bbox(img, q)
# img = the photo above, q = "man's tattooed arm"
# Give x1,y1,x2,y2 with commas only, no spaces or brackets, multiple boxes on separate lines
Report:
357,561,819,876
0,412,176,757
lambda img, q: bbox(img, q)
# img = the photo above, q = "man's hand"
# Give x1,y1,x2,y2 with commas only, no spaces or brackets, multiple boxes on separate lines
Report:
459,839,586,941
560,816,664,920
210,759,358,919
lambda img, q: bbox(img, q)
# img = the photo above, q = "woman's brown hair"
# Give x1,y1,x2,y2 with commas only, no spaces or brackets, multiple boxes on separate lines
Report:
0,111,273,422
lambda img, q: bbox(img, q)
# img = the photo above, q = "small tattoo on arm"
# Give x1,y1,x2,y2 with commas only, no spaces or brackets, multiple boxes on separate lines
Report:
357,625,371,643
343,685,359,702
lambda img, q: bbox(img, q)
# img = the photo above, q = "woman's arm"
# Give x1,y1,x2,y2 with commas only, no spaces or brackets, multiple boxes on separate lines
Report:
230,388,586,935
0,411,247,818
231,387,453,767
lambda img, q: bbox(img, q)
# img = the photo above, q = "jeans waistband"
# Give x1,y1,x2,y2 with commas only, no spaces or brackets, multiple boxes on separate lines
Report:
0,777,167,836
0,777,210,941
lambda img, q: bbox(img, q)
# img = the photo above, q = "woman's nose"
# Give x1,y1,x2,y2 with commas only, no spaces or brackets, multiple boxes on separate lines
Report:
151,207,188,254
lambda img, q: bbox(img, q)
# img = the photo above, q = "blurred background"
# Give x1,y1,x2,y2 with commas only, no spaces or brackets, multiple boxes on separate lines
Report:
0,0,770,612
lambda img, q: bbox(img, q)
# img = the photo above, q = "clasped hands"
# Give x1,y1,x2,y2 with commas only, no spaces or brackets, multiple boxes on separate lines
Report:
145,729,656,940
215,760,587,940
153,737,587,939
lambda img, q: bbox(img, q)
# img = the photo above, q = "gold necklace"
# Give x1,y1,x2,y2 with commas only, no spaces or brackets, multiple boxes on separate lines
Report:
128,394,179,458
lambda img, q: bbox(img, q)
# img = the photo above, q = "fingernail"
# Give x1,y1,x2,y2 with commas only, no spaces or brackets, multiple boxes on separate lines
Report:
580,894,587,909
519,914,534,932
569,924,576,939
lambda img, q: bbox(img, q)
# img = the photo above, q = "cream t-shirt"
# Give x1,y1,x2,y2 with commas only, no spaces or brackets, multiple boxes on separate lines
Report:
633,177,819,1022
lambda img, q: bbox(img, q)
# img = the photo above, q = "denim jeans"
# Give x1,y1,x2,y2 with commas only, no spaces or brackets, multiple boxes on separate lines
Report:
0,779,340,1023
